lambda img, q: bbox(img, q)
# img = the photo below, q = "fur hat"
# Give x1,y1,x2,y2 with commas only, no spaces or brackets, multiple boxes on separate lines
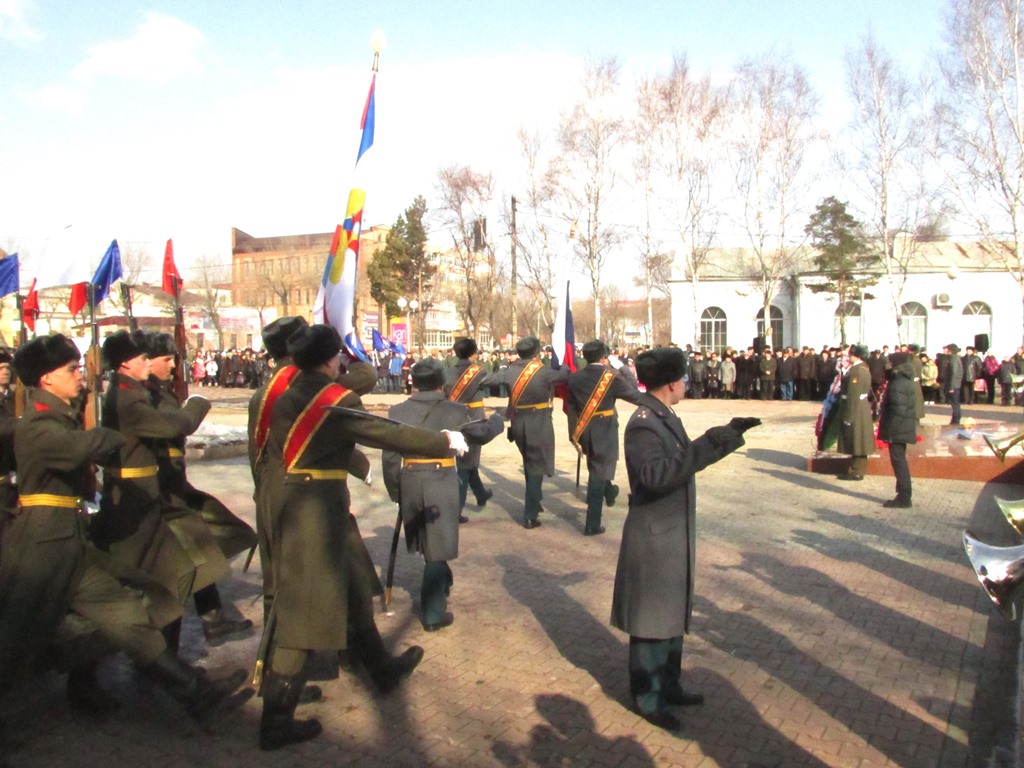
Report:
143,332,176,358
452,337,478,359
411,358,446,391
636,347,686,389
287,324,341,370
889,351,911,366
103,330,147,370
263,316,309,360
14,334,81,387
582,339,609,364
0,349,12,366
946,343,960,354
848,343,869,361
515,336,541,359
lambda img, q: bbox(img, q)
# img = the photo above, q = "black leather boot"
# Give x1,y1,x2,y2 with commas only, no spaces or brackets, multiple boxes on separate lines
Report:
260,672,322,751
200,608,254,647
144,650,247,720
67,662,121,714
371,646,425,694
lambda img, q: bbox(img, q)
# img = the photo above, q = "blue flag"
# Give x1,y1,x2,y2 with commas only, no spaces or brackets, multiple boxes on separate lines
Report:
0,253,19,298
91,240,122,304
371,328,388,352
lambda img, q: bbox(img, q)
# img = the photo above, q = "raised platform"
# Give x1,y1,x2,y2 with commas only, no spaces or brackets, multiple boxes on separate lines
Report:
808,420,1024,484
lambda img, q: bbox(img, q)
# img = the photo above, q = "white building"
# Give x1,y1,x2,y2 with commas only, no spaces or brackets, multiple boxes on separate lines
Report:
670,241,1024,356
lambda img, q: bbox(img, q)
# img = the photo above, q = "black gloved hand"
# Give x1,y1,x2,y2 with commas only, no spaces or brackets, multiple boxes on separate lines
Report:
727,417,762,434
704,426,742,451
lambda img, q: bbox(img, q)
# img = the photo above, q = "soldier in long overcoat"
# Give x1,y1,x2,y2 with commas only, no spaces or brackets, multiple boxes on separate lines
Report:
610,347,757,732
490,336,569,529
258,324,468,751
0,334,244,719
836,343,874,481
90,331,212,615
143,332,255,647
566,339,643,536
444,337,497,515
384,358,503,630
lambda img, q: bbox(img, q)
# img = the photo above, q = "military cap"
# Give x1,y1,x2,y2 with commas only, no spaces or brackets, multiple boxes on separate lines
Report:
411,358,446,391
848,343,869,361
287,324,341,370
103,330,147,370
452,337,478,359
263,316,309,360
142,332,176,358
582,339,609,364
635,347,686,389
14,333,81,387
515,336,541,358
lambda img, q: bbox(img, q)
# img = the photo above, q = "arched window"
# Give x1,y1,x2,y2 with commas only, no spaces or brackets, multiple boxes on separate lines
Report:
756,305,783,349
900,301,927,349
700,307,727,353
833,301,861,344
962,301,993,350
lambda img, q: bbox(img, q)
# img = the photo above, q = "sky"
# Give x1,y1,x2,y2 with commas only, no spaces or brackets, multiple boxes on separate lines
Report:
0,0,950,286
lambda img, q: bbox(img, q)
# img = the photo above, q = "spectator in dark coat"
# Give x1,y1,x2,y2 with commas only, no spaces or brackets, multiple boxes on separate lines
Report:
944,344,964,425
878,352,918,508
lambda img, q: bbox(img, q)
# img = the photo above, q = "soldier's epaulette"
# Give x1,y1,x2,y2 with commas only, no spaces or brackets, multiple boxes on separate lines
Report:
34,401,50,412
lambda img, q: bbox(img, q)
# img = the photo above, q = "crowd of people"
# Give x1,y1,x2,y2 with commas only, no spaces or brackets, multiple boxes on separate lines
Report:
1,322,1021,748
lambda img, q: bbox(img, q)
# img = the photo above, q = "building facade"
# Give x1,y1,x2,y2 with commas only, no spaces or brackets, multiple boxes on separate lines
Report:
671,241,1024,356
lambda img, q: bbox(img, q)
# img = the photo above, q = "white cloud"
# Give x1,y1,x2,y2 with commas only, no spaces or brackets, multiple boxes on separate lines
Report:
0,0,42,42
72,12,204,84
16,82,86,115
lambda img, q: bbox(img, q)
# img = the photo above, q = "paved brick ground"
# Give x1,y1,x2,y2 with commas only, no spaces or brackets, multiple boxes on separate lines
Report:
2,392,1022,767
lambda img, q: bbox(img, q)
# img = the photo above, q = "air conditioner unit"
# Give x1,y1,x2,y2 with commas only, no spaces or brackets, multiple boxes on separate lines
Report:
933,292,953,308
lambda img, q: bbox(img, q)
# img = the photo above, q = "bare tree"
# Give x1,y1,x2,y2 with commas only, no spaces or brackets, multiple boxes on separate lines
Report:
730,51,820,347
845,34,940,343
515,127,564,339
189,253,231,350
435,164,503,338
555,57,628,335
936,0,1024,341
636,55,725,344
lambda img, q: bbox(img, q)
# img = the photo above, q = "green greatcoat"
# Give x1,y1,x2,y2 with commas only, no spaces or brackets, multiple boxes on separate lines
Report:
0,389,180,691
838,360,875,458
91,373,213,602
266,370,451,651
148,378,257,561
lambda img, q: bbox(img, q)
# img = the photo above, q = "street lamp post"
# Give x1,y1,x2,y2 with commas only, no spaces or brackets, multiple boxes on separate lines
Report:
397,297,420,355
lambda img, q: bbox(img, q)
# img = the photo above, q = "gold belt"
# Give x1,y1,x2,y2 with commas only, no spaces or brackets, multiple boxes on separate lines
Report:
167,448,184,458
514,402,551,410
109,466,159,479
403,457,456,468
465,400,484,408
592,409,615,417
286,469,349,481
19,493,80,509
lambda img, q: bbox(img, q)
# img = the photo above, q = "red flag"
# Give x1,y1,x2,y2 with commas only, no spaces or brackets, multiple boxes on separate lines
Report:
22,278,39,333
68,282,88,316
162,239,181,297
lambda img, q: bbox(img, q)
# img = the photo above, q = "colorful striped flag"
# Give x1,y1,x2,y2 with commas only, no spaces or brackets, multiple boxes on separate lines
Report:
312,65,377,362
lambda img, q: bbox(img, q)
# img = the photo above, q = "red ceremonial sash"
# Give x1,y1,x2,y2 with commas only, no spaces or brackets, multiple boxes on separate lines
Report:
448,364,482,403
283,383,352,471
571,369,615,444
254,366,299,463
509,360,544,409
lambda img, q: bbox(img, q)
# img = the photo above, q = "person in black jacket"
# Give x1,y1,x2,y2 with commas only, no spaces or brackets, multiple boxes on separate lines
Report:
878,352,918,508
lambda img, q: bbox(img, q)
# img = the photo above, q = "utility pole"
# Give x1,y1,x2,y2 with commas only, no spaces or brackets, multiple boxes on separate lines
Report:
510,195,518,341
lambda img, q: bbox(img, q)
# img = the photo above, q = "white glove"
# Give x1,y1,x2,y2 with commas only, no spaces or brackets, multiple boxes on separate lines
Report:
443,429,469,457
363,467,373,486
608,355,623,370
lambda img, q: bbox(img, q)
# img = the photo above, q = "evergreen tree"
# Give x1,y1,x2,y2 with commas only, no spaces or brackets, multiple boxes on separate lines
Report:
805,196,879,345
367,196,436,318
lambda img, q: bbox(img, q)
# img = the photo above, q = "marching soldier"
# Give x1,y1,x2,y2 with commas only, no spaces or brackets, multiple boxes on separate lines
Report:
444,337,496,518
491,337,569,529
836,343,874,481
257,324,468,750
566,339,644,536
143,332,256,646
0,334,245,718
90,331,209,633
0,350,16,551
384,358,503,631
